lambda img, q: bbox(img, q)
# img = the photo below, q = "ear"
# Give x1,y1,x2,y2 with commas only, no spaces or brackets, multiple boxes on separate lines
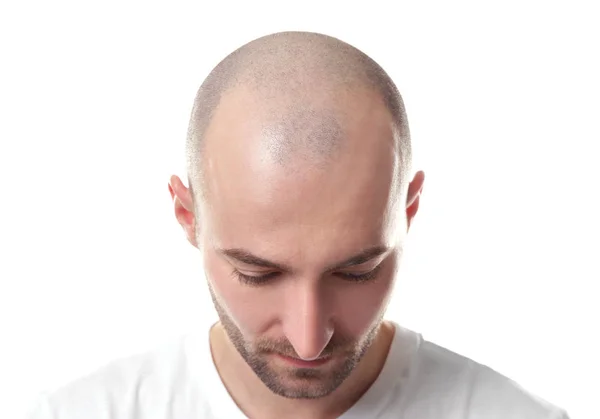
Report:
168,175,198,247
406,170,425,231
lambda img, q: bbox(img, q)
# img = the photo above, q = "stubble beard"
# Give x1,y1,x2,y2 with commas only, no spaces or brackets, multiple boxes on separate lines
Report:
208,284,382,399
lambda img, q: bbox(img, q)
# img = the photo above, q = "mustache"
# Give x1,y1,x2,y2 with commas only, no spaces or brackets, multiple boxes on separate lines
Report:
254,335,354,358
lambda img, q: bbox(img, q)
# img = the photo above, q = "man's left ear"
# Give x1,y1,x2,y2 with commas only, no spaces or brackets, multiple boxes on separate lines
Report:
406,170,425,231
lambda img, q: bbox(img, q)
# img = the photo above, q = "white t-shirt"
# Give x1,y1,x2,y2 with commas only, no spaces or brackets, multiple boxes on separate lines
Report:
28,323,569,418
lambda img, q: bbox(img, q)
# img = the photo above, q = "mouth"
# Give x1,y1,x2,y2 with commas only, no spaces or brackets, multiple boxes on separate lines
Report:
275,353,332,368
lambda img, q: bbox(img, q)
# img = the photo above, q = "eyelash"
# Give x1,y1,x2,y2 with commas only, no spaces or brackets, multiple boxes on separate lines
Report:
232,265,382,286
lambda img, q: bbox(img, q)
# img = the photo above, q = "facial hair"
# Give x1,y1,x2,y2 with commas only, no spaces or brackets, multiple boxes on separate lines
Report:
208,283,382,399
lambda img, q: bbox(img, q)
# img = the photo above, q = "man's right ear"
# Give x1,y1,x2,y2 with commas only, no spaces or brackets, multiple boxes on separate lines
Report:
168,175,198,247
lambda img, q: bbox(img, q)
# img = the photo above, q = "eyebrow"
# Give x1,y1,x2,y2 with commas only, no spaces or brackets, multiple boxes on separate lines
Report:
218,245,390,272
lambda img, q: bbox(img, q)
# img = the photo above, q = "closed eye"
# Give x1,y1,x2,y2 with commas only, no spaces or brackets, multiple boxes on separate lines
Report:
336,264,382,283
232,270,280,286
232,264,382,286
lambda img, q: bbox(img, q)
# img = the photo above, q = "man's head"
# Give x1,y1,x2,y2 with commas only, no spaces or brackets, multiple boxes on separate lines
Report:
169,31,425,399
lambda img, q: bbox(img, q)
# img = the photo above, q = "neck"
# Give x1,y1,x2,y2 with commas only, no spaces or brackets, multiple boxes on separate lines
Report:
210,322,395,419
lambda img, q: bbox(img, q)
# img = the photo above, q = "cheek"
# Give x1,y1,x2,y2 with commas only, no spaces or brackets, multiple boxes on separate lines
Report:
204,251,278,335
333,265,396,336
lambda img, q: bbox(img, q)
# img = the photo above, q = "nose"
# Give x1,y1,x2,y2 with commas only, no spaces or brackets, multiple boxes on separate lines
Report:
282,280,334,361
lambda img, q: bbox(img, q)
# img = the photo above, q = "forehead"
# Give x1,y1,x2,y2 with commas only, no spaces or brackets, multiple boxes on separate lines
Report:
200,87,401,255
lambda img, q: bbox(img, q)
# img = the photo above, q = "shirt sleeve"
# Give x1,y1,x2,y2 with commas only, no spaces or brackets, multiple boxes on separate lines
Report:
550,408,570,419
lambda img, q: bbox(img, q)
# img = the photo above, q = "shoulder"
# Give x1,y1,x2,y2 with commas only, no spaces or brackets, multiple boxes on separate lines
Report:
31,334,204,419
407,338,568,418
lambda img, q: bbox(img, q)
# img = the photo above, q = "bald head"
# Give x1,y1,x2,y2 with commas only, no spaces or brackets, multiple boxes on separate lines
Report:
185,31,412,203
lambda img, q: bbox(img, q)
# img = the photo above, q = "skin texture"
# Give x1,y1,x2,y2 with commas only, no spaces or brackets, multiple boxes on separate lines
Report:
169,32,425,419
185,31,413,201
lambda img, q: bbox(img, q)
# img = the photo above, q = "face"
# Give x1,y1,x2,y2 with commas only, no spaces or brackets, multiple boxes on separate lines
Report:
173,89,423,399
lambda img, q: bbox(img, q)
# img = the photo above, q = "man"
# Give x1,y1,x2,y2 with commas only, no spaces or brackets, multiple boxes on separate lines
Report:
29,31,568,418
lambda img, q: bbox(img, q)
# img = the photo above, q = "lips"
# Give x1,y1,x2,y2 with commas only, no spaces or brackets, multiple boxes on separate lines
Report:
276,354,331,368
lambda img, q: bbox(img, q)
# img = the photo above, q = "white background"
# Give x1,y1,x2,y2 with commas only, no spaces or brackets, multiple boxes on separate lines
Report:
1,1,598,417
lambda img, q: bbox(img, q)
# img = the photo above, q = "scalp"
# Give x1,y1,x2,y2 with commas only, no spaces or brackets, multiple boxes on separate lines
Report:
185,31,412,202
